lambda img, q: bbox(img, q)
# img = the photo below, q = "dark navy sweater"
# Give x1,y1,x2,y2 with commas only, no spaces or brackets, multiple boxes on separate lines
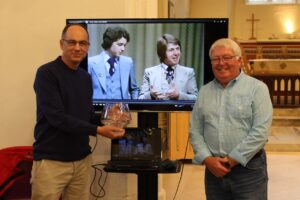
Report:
33,57,98,161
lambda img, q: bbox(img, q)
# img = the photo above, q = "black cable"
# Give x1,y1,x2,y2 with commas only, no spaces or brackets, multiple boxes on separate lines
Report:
96,166,108,199
91,134,98,153
172,135,189,200
90,131,106,199
90,164,108,199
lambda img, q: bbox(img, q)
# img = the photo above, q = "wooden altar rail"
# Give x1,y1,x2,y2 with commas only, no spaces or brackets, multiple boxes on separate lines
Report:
253,74,300,108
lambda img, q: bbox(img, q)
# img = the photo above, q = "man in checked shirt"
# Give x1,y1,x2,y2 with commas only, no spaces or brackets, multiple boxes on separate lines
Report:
189,38,273,200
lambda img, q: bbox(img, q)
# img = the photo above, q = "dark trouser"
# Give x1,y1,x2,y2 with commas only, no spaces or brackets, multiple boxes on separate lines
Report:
205,150,268,200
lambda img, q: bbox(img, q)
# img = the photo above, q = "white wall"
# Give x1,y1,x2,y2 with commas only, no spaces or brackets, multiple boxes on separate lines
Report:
190,0,300,40
169,0,190,18
0,0,162,148
232,0,300,40
189,0,234,37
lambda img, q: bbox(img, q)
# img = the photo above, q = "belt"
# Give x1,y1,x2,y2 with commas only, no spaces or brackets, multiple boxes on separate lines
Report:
219,149,264,161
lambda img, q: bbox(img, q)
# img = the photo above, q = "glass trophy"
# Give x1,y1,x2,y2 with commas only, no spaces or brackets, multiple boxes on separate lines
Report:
101,102,131,128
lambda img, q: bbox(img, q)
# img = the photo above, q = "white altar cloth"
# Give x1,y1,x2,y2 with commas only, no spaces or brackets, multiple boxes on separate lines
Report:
249,59,300,75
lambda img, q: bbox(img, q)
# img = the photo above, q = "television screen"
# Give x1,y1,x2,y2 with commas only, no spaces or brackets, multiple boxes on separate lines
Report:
66,18,228,111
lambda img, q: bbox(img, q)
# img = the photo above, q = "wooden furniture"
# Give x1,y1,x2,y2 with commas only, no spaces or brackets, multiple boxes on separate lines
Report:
253,74,300,108
238,40,300,108
238,40,300,74
248,59,300,75
168,112,194,160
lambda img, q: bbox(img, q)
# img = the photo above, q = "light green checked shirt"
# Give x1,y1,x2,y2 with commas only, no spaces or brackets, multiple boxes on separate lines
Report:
189,71,273,166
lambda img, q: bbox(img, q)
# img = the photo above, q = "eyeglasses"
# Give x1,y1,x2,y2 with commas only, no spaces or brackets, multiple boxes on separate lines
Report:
62,39,90,47
210,55,238,64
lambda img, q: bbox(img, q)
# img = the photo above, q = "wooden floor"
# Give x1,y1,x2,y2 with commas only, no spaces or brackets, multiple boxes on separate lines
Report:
162,152,300,200
266,108,300,151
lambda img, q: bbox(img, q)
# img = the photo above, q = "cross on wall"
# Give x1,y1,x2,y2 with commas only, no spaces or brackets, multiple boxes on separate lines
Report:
246,13,260,40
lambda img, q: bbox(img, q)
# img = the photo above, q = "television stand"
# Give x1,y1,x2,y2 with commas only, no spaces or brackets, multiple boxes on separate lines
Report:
104,161,182,200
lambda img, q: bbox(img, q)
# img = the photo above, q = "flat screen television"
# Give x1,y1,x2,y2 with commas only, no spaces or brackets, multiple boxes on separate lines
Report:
66,18,228,112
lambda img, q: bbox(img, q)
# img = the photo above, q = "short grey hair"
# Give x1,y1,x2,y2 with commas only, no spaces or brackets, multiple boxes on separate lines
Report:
209,38,241,58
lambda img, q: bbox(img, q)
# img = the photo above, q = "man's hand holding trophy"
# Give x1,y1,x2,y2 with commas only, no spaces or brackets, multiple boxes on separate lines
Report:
96,102,131,139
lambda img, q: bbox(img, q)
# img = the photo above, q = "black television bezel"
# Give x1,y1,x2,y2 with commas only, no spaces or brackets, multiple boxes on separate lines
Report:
66,18,228,112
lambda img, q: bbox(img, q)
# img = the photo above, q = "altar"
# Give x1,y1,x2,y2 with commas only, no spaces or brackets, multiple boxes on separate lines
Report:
238,40,300,74
248,59,300,75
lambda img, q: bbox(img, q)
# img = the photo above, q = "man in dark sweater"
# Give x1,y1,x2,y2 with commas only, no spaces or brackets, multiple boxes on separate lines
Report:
31,24,125,200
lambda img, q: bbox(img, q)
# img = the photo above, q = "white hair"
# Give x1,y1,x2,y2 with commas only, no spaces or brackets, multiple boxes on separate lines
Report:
209,38,241,58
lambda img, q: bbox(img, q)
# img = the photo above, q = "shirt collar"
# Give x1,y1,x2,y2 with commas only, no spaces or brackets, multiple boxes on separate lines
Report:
213,70,244,88
161,62,177,70
233,70,244,81
104,51,119,62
